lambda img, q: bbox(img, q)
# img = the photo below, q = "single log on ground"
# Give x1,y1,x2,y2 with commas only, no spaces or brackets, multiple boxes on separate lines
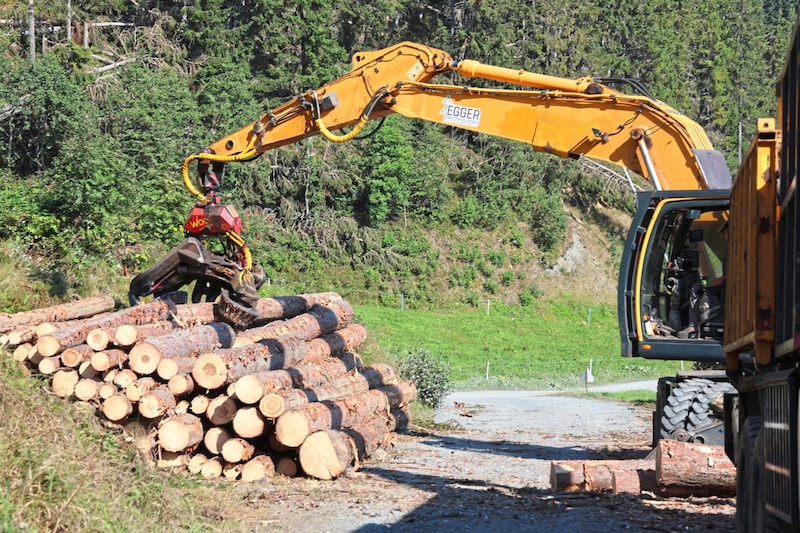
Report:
260,364,398,418
60,344,95,368
656,439,736,497
236,301,352,345
138,386,177,419
102,393,134,422
192,335,309,390
298,415,394,480
0,294,116,333
158,413,204,452
90,349,128,372
128,322,235,375
550,459,656,493
613,460,657,494
274,388,394,448
37,296,183,357
241,455,275,482
234,351,362,405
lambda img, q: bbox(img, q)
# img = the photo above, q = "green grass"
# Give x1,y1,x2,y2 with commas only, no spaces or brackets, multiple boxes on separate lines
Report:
354,299,685,391
0,356,240,533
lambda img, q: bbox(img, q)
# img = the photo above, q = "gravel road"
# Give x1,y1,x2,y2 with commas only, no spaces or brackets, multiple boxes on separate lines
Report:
237,387,736,532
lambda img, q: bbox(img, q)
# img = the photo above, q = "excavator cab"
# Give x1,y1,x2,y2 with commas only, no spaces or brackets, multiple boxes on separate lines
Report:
619,190,730,363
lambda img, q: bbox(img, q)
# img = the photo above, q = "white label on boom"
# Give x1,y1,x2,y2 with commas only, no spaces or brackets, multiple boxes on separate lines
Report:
440,96,481,128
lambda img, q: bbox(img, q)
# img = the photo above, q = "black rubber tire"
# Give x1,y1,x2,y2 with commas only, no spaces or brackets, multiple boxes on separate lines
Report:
659,378,735,441
736,416,763,532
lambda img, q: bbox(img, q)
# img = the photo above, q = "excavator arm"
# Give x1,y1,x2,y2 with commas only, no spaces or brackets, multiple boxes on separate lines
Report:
185,41,731,196
135,41,733,326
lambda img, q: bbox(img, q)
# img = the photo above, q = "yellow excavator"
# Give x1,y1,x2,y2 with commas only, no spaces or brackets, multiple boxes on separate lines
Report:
130,32,800,529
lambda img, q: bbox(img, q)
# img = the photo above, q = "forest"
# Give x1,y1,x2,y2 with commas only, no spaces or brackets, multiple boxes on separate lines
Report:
0,0,796,309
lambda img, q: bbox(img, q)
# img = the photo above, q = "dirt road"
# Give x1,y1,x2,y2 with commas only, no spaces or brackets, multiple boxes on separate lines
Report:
235,390,736,532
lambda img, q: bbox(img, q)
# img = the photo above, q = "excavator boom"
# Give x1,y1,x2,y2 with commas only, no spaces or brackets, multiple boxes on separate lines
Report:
195,41,731,194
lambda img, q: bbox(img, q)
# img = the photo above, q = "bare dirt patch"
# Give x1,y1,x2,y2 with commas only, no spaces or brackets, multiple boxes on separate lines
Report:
228,390,735,532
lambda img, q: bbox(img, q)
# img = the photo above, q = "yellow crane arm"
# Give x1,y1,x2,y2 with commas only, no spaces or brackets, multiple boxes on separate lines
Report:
184,41,730,200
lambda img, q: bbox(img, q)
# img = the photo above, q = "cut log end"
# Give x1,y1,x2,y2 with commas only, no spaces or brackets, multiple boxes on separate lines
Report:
298,430,355,480
192,353,227,390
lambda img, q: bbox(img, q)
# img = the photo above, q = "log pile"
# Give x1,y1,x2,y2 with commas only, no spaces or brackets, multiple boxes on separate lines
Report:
550,439,736,497
1,292,416,481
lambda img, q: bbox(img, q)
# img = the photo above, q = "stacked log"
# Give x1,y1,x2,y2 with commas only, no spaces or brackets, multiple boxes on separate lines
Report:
1,292,415,481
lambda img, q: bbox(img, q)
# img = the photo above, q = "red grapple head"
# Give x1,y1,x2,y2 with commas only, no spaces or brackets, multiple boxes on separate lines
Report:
184,204,243,237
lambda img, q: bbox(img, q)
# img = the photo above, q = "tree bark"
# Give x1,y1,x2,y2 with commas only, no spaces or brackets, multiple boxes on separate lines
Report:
656,440,736,497
37,296,182,357
0,294,115,333
128,322,235,375
260,364,398,418
251,292,343,326
298,414,395,480
273,387,397,447
234,351,362,405
234,301,353,346
550,459,656,494
192,336,308,390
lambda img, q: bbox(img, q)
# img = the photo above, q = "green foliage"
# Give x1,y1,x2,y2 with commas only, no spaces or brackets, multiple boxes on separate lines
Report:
396,348,452,408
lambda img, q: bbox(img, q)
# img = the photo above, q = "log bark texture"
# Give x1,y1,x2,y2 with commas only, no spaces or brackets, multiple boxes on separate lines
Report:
128,322,235,375
0,294,115,333
656,440,736,497
37,296,183,357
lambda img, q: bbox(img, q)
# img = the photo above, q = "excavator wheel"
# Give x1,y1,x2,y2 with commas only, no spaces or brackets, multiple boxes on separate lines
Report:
659,377,735,444
216,290,261,328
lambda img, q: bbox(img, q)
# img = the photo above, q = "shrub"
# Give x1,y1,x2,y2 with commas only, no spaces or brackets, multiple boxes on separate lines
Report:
396,349,451,408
